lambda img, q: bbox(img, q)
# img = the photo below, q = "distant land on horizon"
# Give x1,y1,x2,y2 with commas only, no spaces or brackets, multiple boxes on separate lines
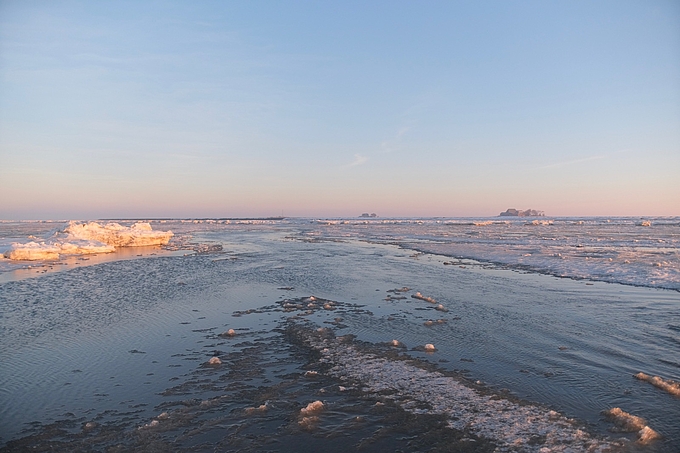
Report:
499,208,545,217
9,213,680,222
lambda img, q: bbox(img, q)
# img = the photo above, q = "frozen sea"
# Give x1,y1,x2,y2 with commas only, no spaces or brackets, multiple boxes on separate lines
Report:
0,217,678,452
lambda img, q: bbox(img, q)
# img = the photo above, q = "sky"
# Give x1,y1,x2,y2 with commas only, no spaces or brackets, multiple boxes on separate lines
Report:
1,1,679,219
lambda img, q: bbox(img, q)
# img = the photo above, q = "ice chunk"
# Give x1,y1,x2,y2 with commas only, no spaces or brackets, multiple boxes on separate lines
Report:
244,404,268,415
298,415,319,430
411,292,437,303
300,400,325,416
64,221,173,247
3,242,62,260
602,408,661,444
602,407,646,431
57,241,116,255
634,372,680,396
219,329,237,338
297,401,325,429
637,425,662,444
4,221,172,261
208,357,222,365
3,240,115,260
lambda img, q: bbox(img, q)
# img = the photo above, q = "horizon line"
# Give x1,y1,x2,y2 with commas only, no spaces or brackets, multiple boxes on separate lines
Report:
1,214,677,222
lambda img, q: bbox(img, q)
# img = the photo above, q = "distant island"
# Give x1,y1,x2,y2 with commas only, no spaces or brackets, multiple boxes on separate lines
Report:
360,213,378,217
499,208,545,217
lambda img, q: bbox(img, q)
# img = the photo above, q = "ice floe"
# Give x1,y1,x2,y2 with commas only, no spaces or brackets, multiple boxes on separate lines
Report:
3,242,69,260
3,240,115,260
207,356,222,365
300,400,325,416
63,221,173,247
634,372,680,397
244,403,268,415
602,407,661,444
219,329,237,338
3,221,173,261
298,400,325,430
411,292,437,303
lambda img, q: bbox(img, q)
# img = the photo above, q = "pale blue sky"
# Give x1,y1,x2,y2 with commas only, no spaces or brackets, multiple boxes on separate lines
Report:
1,1,678,219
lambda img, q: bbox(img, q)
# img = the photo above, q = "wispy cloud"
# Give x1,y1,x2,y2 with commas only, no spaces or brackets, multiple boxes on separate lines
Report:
381,126,411,153
538,155,606,169
345,153,368,168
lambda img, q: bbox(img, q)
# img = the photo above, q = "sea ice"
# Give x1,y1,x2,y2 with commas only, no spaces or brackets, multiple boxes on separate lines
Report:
4,221,173,261
300,400,325,416
219,329,237,338
3,242,63,260
602,407,661,444
411,292,437,303
63,221,173,247
298,400,325,430
296,326,626,452
634,372,680,397
244,404,268,415
602,407,647,431
208,357,222,365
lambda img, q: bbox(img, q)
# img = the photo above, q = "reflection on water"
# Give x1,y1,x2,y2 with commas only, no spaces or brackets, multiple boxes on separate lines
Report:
0,246,186,284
